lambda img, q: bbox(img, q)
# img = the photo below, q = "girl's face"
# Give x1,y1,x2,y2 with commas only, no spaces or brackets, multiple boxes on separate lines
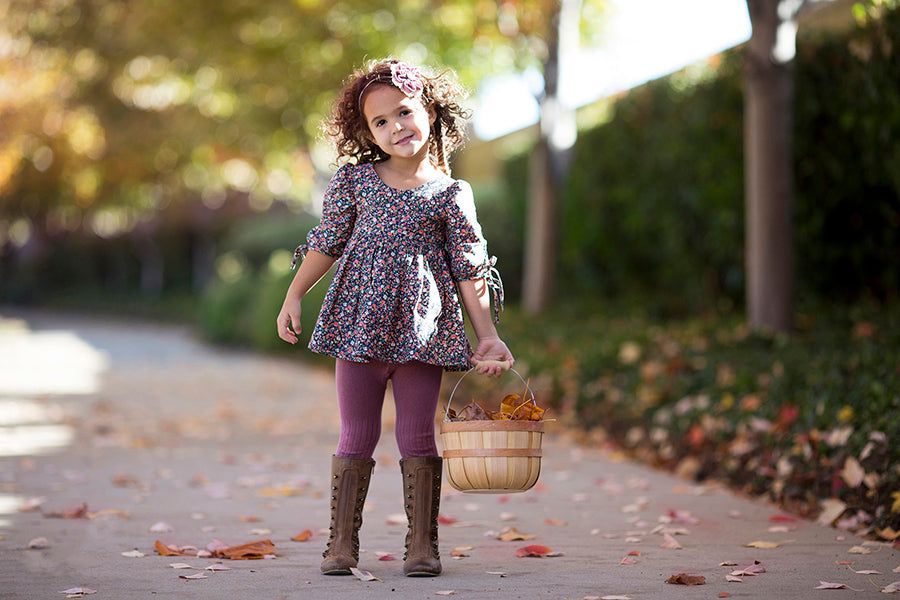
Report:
362,85,435,161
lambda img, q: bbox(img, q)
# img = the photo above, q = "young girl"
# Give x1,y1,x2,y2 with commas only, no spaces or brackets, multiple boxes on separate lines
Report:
276,58,514,577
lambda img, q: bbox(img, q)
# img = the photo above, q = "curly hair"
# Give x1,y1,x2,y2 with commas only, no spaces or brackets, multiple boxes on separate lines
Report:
322,58,471,175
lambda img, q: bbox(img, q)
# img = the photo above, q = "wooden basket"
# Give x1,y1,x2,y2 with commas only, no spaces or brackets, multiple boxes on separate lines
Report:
439,368,544,494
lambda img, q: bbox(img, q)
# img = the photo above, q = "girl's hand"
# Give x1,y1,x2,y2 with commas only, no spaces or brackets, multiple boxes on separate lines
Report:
276,299,303,344
470,336,514,377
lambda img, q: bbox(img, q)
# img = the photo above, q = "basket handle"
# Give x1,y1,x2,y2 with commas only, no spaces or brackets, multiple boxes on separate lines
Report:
443,362,535,423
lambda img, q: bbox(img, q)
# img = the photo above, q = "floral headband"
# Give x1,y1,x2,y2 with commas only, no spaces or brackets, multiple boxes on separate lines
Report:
358,61,425,109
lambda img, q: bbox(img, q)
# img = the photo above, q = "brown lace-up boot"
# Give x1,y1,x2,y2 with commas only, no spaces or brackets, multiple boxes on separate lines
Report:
320,456,375,575
400,456,443,576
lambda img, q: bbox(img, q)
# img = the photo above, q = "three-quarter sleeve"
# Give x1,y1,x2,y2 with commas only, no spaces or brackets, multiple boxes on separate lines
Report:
291,164,357,269
443,180,504,323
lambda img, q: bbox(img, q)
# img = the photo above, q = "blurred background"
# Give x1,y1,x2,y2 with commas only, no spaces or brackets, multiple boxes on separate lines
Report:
1,0,899,535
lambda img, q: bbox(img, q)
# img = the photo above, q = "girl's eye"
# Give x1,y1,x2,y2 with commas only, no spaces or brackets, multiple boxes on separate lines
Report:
400,109,411,116
375,119,386,127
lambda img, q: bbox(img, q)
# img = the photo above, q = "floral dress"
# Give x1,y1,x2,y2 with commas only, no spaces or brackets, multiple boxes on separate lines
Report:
292,162,503,371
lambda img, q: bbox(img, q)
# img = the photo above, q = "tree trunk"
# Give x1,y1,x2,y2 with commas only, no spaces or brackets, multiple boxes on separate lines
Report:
743,0,805,333
522,0,580,315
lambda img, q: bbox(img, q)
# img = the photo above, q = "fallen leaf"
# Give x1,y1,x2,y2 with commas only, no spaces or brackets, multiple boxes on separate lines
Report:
111,474,141,488
238,515,262,523
149,521,174,533
87,508,129,521
665,573,706,585
847,545,871,554
205,564,231,571
876,527,899,541
731,563,766,576
719,594,731,598
882,582,900,594
726,575,744,582
516,544,553,558
497,527,536,541
619,556,637,565
46,503,89,519
667,509,700,525
814,581,846,589
386,513,406,525
248,528,271,535
544,518,567,526
212,539,277,560
743,540,780,549
851,569,881,574
179,573,207,580
599,596,632,600
291,529,313,542
435,592,455,596
660,533,683,549
769,514,799,522
720,561,737,566
438,514,458,525
154,540,190,556
120,550,144,558
454,545,474,551
349,567,381,582
893,564,900,573
168,563,195,569
451,550,469,558
255,485,304,497
58,588,97,597
28,537,50,549
818,498,848,526
841,456,865,488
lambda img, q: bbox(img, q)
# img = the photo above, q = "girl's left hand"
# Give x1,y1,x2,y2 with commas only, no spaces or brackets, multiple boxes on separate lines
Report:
470,336,514,377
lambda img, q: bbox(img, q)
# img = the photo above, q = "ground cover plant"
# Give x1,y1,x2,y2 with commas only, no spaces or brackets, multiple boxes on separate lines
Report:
492,298,900,542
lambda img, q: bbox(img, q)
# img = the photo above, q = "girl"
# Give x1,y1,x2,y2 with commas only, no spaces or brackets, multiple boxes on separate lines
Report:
276,58,514,577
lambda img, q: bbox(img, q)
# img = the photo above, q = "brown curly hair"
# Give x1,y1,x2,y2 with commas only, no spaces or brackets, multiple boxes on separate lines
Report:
323,58,471,175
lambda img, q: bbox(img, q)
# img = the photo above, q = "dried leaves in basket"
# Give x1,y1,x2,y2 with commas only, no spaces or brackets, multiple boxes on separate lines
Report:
447,394,545,422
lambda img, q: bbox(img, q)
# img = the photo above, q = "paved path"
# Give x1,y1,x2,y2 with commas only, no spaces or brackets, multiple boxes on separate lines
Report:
1,308,898,599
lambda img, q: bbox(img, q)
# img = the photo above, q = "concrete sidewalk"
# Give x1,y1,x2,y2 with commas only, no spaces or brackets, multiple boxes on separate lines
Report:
1,309,898,599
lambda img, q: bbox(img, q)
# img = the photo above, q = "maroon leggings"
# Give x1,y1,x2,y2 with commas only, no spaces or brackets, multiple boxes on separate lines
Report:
334,358,443,459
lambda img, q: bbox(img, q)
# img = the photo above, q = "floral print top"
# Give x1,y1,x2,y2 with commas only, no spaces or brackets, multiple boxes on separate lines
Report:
293,162,502,371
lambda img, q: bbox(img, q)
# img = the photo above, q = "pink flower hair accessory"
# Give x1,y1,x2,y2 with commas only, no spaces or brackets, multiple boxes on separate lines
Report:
389,61,424,97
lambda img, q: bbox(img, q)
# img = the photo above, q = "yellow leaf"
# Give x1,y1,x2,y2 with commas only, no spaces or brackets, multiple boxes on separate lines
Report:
891,491,900,514
500,394,520,415
743,540,780,549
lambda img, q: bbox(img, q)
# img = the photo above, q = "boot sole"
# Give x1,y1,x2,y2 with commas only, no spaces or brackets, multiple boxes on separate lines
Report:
322,568,353,576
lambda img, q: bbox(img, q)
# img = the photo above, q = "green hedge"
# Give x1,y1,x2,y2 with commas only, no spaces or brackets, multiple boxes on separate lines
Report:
479,5,900,312
197,211,331,356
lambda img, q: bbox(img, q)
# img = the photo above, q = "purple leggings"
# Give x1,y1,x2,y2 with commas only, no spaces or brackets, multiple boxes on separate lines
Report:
334,358,443,459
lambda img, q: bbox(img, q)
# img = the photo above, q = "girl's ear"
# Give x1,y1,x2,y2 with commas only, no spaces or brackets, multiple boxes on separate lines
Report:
427,103,437,126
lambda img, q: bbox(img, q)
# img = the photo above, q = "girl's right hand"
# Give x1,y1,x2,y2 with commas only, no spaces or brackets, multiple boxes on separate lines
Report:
276,299,303,344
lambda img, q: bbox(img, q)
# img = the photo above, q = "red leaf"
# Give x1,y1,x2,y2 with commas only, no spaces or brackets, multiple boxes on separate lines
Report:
769,514,799,522
516,545,553,558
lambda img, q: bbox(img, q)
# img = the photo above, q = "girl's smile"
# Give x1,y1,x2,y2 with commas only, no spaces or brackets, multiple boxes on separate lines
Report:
362,85,435,159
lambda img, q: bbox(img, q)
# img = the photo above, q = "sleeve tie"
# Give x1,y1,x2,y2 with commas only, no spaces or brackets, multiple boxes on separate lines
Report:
478,255,504,324
290,244,308,270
